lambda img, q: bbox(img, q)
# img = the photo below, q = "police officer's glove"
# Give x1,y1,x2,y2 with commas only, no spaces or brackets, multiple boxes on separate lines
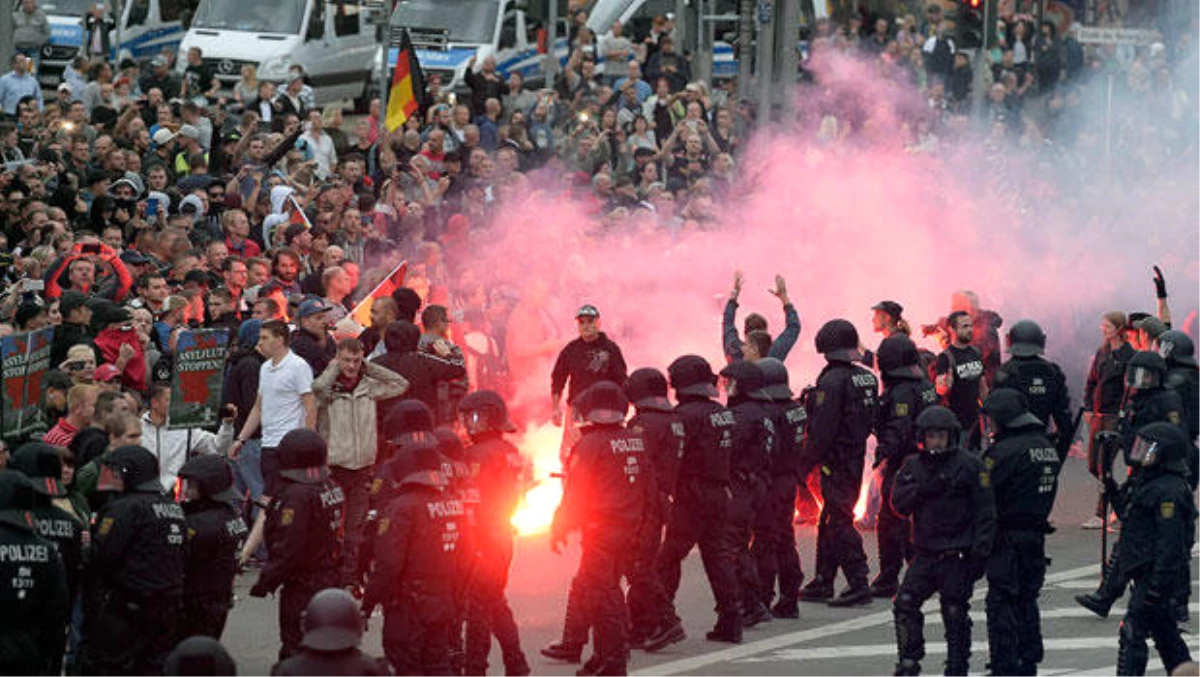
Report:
1152,265,1168,299
249,580,275,598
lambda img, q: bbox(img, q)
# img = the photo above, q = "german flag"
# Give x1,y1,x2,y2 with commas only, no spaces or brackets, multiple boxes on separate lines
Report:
386,27,426,132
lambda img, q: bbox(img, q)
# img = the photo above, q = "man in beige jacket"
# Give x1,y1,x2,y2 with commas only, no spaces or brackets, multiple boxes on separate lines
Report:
313,336,409,590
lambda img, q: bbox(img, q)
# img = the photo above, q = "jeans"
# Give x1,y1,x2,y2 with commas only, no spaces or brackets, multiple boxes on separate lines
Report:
233,438,267,559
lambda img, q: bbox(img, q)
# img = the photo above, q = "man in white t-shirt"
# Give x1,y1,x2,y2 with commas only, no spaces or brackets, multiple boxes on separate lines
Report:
599,20,634,85
299,110,338,180
230,318,316,562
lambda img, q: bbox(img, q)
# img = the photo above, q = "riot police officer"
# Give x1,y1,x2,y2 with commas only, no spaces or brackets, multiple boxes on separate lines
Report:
994,320,1074,459
624,368,686,651
272,588,390,675
0,470,70,676
249,430,346,662
1076,351,1187,618
79,445,188,675
458,390,532,676
890,407,995,676
177,455,248,641
980,389,1061,676
871,335,937,599
366,436,464,675
798,319,878,607
751,357,807,619
434,426,479,675
9,443,84,605
1107,422,1195,675
1158,330,1198,484
552,381,654,676
657,354,742,643
719,360,775,627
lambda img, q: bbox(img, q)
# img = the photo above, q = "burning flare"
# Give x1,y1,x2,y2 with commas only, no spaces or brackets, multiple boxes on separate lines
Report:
510,422,565,536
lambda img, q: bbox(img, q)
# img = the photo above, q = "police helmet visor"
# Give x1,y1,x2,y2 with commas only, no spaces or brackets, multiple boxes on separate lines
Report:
1128,435,1160,467
1125,366,1159,390
921,429,952,453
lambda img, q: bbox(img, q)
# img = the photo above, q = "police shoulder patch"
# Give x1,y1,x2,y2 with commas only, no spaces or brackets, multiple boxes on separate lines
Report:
98,517,114,537
187,527,197,540
281,508,294,526
815,391,826,406
984,456,995,470
1167,411,1181,425
894,402,909,417
979,471,990,489
378,517,389,535
370,478,383,495
1160,501,1176,519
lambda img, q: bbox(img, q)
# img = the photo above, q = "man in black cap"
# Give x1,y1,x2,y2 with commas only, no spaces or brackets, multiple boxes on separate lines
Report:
861,300,910,368
249,429,345,662
0,469,70,676
658,354,742,643
291,297,336,376
272,589,388,676
79,445,187,675
177,455,248,641
550,304,627,458
365,434,464,675
51,290,97,367
551,381,653,676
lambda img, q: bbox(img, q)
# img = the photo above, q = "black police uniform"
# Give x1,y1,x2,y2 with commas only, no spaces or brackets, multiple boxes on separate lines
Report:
623,370,685,648
460,392,531,677
250,430,346,662
552,383,654,674
0,470,71,676
720,362,775,625
272,648,390,676
1160,330,1199,488
890,409,995,676
751,358,807,617
434,427,480,675
271,589,390,676
657,355,742,642
872,338,938,597
994,355,1073,459
980,390,1061,676
1109,423,1195,676
367,442,464,675
10,444,85,599
80,446,188,676
178,456,249,641
799,322,878,604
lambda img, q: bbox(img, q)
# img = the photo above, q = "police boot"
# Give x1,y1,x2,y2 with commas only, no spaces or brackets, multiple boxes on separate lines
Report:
1073,591,1115,619
1116,619,1148,676
799,576,835,602
893,658,921,676
705,613,743,644
542,642,584,663
828,583,873,608
942,602,972,676
771,599,800,619
642,619,686,652
869,573,900,599
575,655,603,676
741,602,773,628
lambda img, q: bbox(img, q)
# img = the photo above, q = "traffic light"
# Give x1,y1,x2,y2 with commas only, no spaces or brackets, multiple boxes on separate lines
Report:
957,0,984,49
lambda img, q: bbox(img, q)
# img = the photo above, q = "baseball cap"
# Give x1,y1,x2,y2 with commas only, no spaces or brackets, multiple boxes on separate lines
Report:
151,54,169,68
177,124,200,141
59,290,89,316
871,300,904,321
152,128,175,146
575,304,600,319
296,298,332,318
119,250,150,266
94,364,122,383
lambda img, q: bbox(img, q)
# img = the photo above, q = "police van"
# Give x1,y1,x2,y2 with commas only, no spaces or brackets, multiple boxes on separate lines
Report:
386,0,570,94
177,0,378,106
37,0,188,86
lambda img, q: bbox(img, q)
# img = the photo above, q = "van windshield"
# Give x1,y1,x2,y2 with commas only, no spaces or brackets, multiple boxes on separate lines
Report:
41,0,94,17
391,0,498,44
192,0,306,34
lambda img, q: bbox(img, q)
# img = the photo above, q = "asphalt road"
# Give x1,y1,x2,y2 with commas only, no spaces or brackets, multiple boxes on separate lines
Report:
222,455,1199,676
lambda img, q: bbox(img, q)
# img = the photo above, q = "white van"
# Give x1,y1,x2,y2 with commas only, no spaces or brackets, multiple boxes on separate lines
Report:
37,0,187,86
178,0,377,107
387,0,569,94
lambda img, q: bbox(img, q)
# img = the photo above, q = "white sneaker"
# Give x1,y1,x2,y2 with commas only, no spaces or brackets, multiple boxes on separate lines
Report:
1081,516,1105,529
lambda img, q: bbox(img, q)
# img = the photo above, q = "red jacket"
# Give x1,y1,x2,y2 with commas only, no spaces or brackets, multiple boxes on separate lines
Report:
94,324,147,392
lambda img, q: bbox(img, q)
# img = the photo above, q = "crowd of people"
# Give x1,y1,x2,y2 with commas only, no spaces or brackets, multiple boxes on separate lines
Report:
0,0,1197,674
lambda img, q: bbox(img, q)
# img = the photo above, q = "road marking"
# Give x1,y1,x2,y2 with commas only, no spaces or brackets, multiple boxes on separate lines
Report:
734,636,1134,663
633,562,1106,676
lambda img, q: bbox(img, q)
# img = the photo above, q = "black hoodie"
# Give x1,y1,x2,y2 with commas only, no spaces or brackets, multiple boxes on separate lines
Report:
371,321,466,420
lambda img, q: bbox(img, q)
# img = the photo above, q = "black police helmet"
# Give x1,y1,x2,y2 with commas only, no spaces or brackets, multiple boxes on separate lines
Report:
0,470,37,530
163,636,237,676
623,367,672,411
1129,421,1192,476
301,588,364,652
277,430,330,484
668,355,718,398
459,390,517,434
1006,319,1046,358
815,319,861,362
382,399,435,437
876,334,922,379
178,455,241,503
1158,330,1197,368
379,440,447,488
573,381,629,425
756,357,793,401
719,361,768,400
1128,350,1168,373
103,445,163,492
1126,351,1167,391
915,406,961,435
10,443,67,497
981,388,1042,430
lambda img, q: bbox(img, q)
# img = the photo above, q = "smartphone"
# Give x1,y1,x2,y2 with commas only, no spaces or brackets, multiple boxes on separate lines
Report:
81,243,102,255
23,279,44,292
146,199,159,218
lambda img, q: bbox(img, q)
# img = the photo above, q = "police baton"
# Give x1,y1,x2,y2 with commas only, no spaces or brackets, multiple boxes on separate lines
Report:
1095,430,1121,582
